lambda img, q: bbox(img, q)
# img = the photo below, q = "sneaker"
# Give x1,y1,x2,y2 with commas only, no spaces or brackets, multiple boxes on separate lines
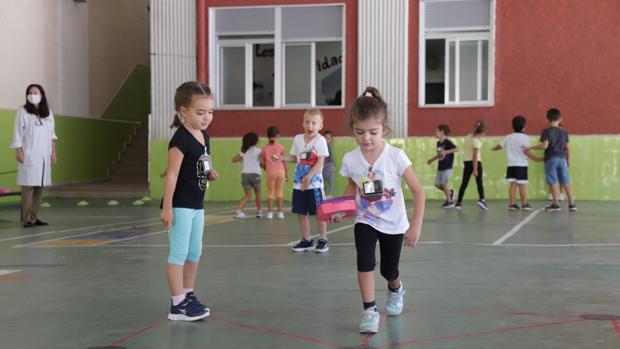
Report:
508,204,520,211
455,202,462,210
359,307,380,333
292,238,314,252
276,212,285,219
559,193,565,201
450,189,454,202
521,203,533,211
569,203,578,212
168,296,209,321
315,239,329,253
233,210,246,219
441,201,455,208
477,199,489,211
265,212,273,220
256,210,263,218
34,219,49,226
186,291,211,314
386,284,406,316
545,204,562,212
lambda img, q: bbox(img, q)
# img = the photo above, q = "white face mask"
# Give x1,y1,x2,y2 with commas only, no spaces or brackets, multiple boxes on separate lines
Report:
27,94,42,106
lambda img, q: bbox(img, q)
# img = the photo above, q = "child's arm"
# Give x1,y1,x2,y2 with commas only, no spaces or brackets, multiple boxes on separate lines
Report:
403,166,425,247
491,144,502,151
161,148,184,229
529,140,548,151
524,149,543,162
331,179,357,223
565,142,571,167
472,148,480,176
231,153,242,163
278,154,297,162
442,147,459,155
426,153,440,165
301,156,325,190
259,150,266,170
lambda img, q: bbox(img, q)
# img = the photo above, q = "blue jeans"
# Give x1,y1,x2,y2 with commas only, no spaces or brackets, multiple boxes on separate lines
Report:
544,157,570,185
168,208,204,265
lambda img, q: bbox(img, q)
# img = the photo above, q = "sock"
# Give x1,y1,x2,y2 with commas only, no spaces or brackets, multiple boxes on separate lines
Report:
183,288,193,294
388,283,402,293
363,301,376,310
171,293,186,306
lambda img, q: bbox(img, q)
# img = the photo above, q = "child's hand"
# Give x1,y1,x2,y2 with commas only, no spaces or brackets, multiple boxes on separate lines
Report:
285,175,289,182
473,169,479,177
438,150,447,159
404,227,420,247
272,154,281,161
207,170,219,181
301,175,311,190
160,208,174,229
426,159,433,165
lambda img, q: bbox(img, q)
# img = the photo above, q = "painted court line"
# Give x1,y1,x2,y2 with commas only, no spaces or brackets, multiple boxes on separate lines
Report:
492,208,544,246
492,243,620,248
0,269,22,276
612,320,620,340
285,224,355,246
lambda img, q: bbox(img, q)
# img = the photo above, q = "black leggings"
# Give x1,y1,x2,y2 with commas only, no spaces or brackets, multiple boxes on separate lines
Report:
354,223,403,281
457,161,485,203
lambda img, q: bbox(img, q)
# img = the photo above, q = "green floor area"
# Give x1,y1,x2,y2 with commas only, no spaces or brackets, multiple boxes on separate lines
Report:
1,200,619,348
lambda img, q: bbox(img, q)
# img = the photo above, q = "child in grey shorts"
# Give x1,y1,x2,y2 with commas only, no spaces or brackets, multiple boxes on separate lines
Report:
427,124,458,208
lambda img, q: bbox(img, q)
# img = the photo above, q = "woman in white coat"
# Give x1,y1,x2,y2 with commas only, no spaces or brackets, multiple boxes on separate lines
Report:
10,84,58,228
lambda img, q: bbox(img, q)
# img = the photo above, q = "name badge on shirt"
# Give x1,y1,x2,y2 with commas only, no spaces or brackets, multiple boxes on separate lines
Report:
362,179,384,198
300,151,313,161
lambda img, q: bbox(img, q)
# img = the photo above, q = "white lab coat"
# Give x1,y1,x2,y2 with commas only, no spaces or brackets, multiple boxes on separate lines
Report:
10,106,58,187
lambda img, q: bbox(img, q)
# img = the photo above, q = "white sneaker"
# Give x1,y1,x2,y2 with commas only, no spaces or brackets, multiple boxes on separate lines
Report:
256,209,263,218
276,212,285,219
265,212,273,219
386,284,405,316
233,210,246,219
359,308,380,333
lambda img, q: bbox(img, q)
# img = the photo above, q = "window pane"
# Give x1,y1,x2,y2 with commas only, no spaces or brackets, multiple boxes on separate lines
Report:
449,41,455,102
459,40,478,101
481,40,489,101
285,45,311,104
425,39,445,104
253,43,274,107
315,41,342,106
221,47,245,105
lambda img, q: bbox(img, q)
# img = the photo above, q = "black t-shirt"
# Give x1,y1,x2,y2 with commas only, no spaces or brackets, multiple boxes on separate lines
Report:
437,138,456,171
168,125,211,209
540,127,569,161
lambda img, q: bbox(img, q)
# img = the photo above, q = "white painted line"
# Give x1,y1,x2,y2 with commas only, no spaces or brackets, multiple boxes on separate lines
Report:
0,269,22,276
492,208,544,246
285,224,355,246
494,243,620,247
91,241,452,248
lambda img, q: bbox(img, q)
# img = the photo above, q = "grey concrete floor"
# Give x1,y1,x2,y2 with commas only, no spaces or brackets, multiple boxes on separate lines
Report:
0,199,619,349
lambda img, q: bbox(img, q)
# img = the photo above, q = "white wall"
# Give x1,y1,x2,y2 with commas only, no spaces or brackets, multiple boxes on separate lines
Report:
0,0,89,116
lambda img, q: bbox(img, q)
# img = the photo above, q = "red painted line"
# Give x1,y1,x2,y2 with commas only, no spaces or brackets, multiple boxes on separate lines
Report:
383,318,585,348
362,313,388,346
405,309,580,318
612,320,620,340
210,316,341,348
111,318,168,345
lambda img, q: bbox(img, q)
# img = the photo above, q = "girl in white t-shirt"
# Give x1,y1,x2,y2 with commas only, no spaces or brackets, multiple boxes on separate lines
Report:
338,86,425,334
232,132,262,218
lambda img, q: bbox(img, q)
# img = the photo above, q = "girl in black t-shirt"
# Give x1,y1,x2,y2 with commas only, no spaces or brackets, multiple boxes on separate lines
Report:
160,81,219,321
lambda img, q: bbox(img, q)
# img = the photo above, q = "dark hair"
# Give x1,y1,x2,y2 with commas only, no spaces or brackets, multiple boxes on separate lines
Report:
437,124,450,136
512,115,526,132
323,130,333,136
546,108,561,122
24,84,50,118
266,126,279,144
473,120,486,134
349,86,390,133
170,81,213,129
241,132,259,153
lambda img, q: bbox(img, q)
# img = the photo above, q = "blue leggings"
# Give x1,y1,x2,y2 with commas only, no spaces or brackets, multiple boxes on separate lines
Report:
168,208,204,265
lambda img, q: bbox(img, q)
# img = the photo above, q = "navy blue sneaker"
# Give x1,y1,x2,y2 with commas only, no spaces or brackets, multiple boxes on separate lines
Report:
168,295,209,321
315,239,329,253
441,201,455,208
186,291,210,313
292,238,314,252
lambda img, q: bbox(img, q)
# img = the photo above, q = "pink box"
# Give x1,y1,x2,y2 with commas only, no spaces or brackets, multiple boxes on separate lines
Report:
317,196,357,222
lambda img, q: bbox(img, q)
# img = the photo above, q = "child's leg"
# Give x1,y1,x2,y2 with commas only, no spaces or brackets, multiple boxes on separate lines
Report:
378,232,404,289
355,224,379,305
312,188,327,239
509,182,517,205
167,208,193,297
298,214,311,239
267,172,276,212
275,171,285,212
474,161,485,200
561,184,574,204
457,162,473,203
236,187,252,211
557,158,574,204
518,184,528,205
253,186,262,211
184,209,205,290
549,184,560,205
316,216,327,239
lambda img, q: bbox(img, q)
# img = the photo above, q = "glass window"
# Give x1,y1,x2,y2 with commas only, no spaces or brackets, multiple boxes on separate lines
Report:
315,41,342,106
253,43,274,107
221,47,245,105
284,45,311,105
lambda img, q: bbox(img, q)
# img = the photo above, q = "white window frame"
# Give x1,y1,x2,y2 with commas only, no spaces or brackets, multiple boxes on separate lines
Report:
419,0,496,108
208,4,346,110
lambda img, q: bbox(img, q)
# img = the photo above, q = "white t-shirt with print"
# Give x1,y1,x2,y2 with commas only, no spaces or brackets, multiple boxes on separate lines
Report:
340,143,412,235
500,132,531,167
241,146,262,174
290,134,329,190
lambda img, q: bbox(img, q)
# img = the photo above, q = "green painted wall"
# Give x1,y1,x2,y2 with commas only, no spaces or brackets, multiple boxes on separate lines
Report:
1,109,137,203
100,64,150,124
150,135,620,202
